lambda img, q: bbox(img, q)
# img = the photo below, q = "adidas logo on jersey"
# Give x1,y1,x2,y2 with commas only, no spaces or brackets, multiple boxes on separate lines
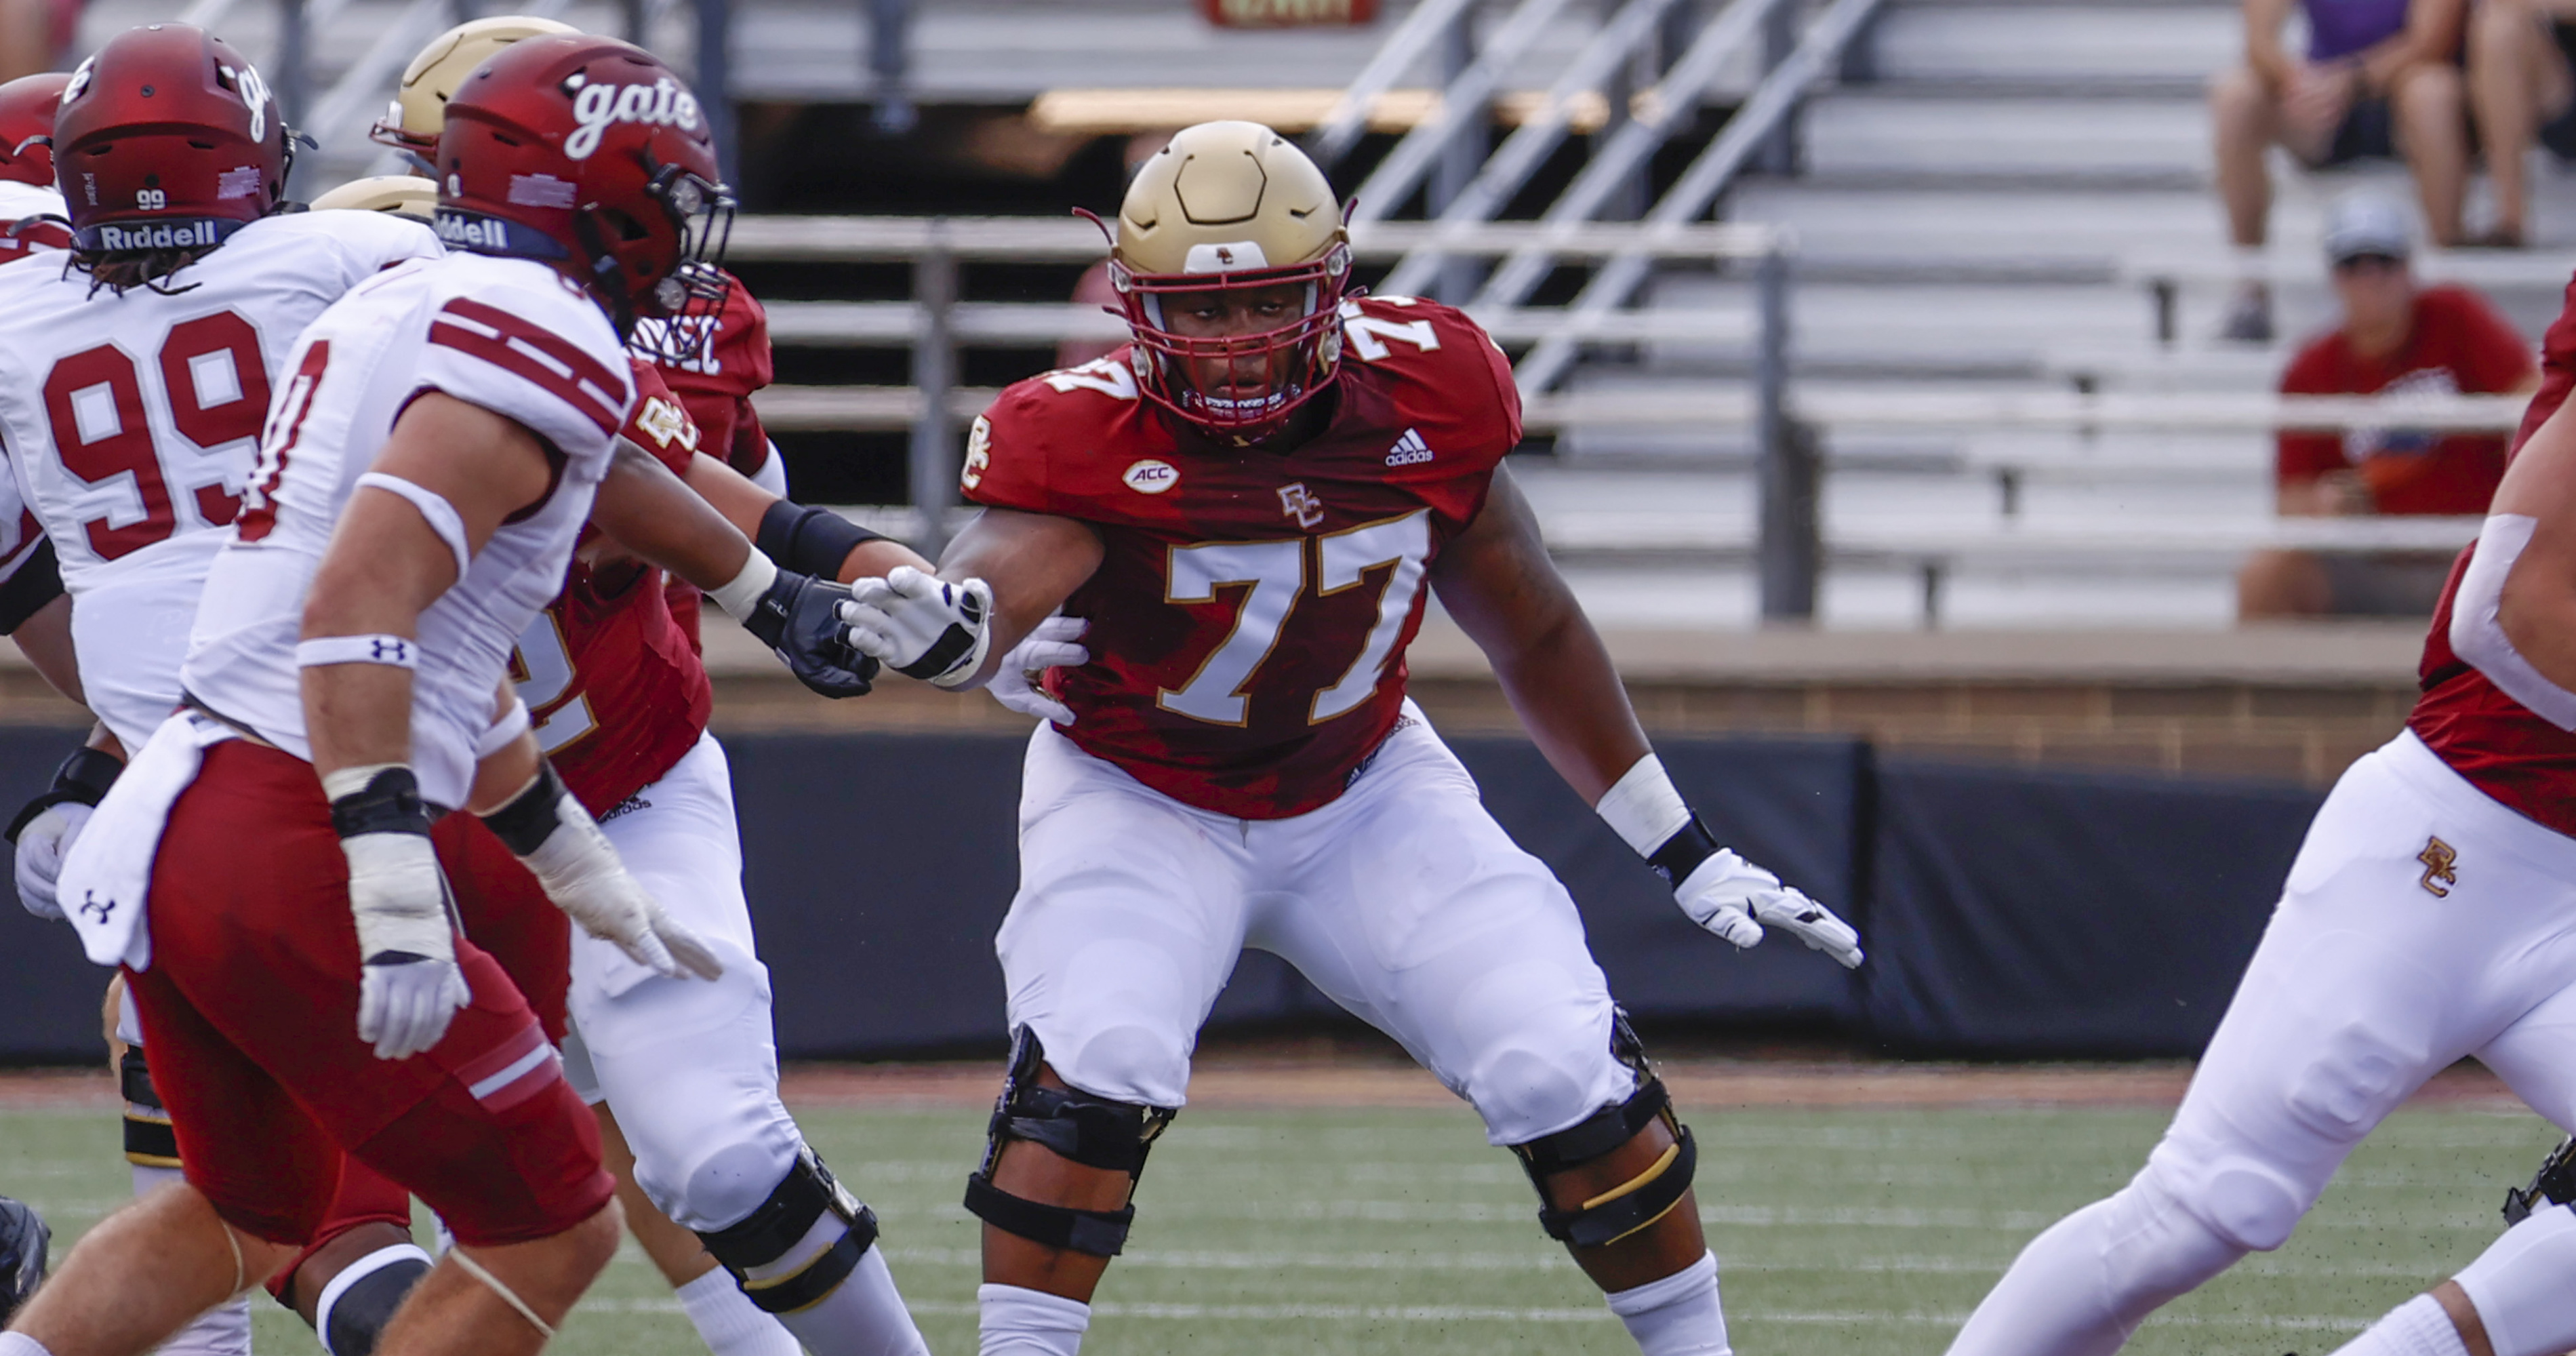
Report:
1385,428,1434,466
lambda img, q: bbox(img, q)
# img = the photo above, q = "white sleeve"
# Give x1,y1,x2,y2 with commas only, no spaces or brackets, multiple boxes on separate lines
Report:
0,443,37,587
417,285,635,475
749,437,789,497
2451,513,2576,732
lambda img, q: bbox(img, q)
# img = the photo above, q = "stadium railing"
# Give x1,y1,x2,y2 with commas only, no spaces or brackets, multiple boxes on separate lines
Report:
723,214,1794,557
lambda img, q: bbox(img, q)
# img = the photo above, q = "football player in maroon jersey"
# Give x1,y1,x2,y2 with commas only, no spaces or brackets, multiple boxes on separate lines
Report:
841,120,1860,1356
1943,268,2576,1354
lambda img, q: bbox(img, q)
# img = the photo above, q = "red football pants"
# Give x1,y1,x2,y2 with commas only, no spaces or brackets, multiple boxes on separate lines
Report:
127,740,611,1248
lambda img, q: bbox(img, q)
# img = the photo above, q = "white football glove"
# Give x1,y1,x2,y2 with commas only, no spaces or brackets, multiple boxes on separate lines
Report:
837,566,994,687
505,774,723,982
988,616,1089,725
1673,850,1864,969
342,829,472,1060
12,801,88,921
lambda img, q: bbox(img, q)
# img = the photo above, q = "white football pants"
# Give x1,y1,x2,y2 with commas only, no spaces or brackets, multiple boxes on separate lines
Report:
999,702,1636,1146
1948,730,2576,1356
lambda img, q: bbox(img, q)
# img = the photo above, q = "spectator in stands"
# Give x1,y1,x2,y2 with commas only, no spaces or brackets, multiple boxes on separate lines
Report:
2211,0,2469,341
2467,0,2576,246
2238,192,2536,618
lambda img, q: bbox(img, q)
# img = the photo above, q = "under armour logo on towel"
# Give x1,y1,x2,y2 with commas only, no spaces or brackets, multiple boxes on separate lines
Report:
2417,837,2459,898
79,891,114,925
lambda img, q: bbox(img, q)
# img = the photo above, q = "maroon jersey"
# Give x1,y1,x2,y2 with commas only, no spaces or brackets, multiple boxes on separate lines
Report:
511,359,714,814
653,273,773,649
2407,273,2576,836
965,296,1521,818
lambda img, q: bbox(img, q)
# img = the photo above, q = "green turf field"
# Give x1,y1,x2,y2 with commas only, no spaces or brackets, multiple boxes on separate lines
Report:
1,1098,2559,1353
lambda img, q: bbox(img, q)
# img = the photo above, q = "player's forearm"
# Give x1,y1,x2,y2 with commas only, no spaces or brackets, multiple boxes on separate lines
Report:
11,593,83,704
300,490,469,780
598,443,755,590
1481,607,1653,806
302,663,418,783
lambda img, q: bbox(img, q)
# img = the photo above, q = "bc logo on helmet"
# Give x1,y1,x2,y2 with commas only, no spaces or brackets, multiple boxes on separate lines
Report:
562,75,702,161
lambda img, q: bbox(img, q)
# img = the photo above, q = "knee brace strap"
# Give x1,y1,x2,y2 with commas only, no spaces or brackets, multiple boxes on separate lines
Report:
316,1245,431,1356
1536,1125,1699,1250
119,1049,178,1168
696,1146,881,1315
963,1172,1135,1258
984,1028,1174,1175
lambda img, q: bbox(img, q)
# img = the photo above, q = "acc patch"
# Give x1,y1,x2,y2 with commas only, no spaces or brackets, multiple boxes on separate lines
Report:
1123,458,1179,495
633,396,699,452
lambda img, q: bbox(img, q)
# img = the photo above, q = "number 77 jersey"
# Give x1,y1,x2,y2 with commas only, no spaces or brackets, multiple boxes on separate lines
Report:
963,294,1523,820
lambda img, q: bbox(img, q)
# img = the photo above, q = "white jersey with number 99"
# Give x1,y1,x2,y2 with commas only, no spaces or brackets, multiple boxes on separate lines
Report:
0,210,439,749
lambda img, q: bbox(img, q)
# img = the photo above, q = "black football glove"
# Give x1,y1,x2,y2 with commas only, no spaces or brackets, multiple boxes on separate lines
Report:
742,568,879,698
0,1194,48,1325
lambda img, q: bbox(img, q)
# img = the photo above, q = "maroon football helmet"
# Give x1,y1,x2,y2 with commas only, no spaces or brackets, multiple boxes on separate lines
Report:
0,72,68,188
434,34,731,342
53,25,289,254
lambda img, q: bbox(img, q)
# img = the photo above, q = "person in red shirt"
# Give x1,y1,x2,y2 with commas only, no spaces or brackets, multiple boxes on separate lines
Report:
841,121,1861,1356
2238,191,2538,618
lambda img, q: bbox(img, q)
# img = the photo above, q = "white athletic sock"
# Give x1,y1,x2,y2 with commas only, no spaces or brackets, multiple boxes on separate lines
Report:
1945,1171,2248,1356
676,1266,800,1356
0,1334,53,1356
1605,1250,1729,1356
767,1246,928,1356
129,1164,252,1356
978,1283,1088,1356
2329,1295,2472,1356
2452,1203,2576,1356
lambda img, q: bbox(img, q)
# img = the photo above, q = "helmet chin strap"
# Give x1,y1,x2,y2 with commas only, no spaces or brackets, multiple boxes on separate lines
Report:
569,208,639,338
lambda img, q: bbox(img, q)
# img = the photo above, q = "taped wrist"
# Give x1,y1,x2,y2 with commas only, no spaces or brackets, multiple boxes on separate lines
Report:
757,500,885,579
1595,755,1719,883
478,760,569,858
707,551,780,621
327,765,432,841
6,745,123,842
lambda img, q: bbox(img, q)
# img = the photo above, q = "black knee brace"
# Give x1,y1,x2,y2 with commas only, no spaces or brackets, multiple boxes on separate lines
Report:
962,1027,1176,1258
695,1146,880,1315
319,1249,432,1356
119,1048,180,1169
1508,1011,1698,1250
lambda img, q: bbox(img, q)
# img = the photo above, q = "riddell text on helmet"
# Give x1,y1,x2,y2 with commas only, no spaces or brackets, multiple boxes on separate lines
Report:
561,75,700,161
85,220,222,250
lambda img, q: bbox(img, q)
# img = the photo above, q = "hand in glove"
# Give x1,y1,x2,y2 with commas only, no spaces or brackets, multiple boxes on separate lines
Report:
987,616,1088,725
1673,850,1864,969
839,566,994,686
483,761,724,982
329,766,472,1060
11,802,88,921
739,567,878,699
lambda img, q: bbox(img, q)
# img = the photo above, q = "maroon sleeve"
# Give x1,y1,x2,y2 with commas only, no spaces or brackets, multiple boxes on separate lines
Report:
2436,287,2539,395
620,360,704,476
961,384,1060,514
2277,338,2350,483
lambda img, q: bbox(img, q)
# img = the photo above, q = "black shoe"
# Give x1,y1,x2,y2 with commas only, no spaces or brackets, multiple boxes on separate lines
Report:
0,1194,49,1324
2220,286,2274,343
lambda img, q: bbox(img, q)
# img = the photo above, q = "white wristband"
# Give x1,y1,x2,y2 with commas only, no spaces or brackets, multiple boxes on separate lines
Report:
297,635,420,669
1595,754,1692,858
321,761,411,803
475,696,531,758
355,472,471,584
706,550,778,620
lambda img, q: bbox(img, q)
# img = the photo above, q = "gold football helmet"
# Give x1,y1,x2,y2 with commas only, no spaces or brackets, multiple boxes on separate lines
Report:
369,15,579,158
1107,120,1351,436
308,174,437,220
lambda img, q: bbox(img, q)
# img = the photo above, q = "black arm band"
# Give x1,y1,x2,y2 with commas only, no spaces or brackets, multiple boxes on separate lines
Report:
477,759,567,858
328,767,433,839
1646,814,1722,886
0,538,63,635
757,500,885,579
4,744,124,843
